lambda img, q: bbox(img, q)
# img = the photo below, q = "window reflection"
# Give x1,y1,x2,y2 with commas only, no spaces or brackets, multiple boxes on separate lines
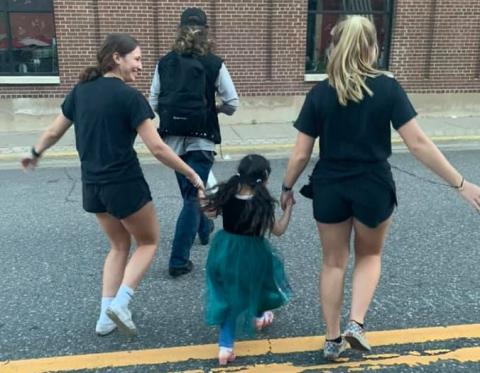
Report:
306,0,393,74
0,0,58,75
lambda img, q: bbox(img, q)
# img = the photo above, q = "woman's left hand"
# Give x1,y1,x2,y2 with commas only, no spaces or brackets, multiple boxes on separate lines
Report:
459,180,480,212
280,190,296,210
21,154,39,171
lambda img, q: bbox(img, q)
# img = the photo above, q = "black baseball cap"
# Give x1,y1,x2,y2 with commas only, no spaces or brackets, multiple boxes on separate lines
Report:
180,7,208,27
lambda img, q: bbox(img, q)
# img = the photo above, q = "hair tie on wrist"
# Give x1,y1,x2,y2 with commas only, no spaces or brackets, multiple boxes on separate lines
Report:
455,176,465,191
31,147,41,158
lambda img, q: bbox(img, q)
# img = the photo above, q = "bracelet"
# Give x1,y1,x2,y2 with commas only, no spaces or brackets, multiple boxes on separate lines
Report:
31,146,42,158
455,176,465,191
281,184,293,192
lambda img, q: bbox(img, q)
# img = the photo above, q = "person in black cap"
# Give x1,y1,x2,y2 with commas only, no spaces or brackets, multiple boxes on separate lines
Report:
180,6,208,27
149,7,239,278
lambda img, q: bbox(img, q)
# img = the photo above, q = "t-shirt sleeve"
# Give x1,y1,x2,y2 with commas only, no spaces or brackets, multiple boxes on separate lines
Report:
128,90,156,129
390,79,417,130
294,90,319,138
61,86,76,121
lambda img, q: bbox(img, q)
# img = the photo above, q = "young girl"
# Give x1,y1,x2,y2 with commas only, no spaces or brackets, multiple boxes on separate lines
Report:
201,154,293,366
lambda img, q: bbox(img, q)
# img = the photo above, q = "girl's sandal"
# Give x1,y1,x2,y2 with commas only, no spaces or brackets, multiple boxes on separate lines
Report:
255,311,274,331
218,347,236,366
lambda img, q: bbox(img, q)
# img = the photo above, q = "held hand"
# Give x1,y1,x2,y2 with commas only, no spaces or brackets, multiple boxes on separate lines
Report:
280,190,296,211
198,188,206,200
285,195,295,209
21,154,39,171
197,188,207,208
459,180,480,212
284,195,295,217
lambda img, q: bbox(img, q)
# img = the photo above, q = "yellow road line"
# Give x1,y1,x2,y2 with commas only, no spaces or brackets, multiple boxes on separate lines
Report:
1,135,480,161
1,324,480,372
207,346,480,372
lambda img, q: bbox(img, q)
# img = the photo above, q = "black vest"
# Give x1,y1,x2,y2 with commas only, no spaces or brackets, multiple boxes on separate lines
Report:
156,51,223,144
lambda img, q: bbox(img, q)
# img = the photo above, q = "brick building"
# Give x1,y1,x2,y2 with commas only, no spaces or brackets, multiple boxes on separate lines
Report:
0,0,479,130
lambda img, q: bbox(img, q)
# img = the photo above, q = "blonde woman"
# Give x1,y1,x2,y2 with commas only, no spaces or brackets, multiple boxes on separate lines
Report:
149,7,239,278
280,16,480,360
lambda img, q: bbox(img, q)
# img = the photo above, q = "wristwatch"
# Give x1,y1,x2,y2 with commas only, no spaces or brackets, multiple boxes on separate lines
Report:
31,147,42,158
281,184,293,192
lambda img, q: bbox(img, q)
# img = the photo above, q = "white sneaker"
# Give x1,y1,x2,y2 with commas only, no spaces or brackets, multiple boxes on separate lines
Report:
95,319,117,336
106,303,137,337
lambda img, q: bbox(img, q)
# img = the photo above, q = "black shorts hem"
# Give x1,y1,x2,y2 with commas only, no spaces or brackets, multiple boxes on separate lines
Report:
82,178,152,220
115,195,152,220
83,206,107,214
353,205,395,228
314,206,395,229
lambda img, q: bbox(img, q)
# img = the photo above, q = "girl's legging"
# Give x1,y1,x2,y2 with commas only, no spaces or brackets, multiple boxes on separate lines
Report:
218,312,264,348
219,317,236,348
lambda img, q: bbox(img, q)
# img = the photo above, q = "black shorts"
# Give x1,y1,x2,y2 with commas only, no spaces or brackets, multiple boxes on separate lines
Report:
312,176,396,228
82,178,152,219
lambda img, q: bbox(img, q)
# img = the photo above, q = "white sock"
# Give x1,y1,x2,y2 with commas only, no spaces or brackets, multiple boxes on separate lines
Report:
112,285,134,308
98,297,114,324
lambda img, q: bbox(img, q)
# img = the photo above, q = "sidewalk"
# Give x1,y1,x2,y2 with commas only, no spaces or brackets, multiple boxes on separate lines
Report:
0,115,479,162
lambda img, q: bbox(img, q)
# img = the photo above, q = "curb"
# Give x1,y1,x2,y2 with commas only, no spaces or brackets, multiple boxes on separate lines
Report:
2,135,480,163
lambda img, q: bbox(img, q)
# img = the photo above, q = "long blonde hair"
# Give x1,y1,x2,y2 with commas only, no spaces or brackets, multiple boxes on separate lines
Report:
327,16,381,106
173,26,212,56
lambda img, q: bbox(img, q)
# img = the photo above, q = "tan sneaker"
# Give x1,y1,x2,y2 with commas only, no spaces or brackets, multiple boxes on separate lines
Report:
343,321,371,352
323,337,348,361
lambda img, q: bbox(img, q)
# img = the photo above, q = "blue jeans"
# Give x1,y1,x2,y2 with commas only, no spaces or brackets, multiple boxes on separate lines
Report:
219,317,236,348
218,312,264,348
169,150,214,269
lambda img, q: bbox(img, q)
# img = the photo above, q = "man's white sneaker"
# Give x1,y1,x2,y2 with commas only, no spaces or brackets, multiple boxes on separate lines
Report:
106,303,137,337
95,319,117,336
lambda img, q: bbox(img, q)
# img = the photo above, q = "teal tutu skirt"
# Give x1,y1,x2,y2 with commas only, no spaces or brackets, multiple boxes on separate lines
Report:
205,230,291,332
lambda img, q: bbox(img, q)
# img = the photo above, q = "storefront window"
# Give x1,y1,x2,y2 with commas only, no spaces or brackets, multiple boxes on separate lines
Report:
0,0,58,75
306,0,394,74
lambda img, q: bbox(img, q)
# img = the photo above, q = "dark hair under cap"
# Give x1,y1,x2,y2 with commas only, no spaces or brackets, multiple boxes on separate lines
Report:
180,7,208,27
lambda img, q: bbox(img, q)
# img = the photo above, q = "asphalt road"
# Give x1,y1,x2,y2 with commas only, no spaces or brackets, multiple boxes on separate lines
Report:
0,150,479,372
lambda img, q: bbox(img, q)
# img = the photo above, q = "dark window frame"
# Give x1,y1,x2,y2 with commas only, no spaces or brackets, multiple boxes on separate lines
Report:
305,0,394,75
0,0,58,76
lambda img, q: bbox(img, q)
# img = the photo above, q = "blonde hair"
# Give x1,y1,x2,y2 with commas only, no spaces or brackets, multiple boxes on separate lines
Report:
173,26,212,56
327,16,381,106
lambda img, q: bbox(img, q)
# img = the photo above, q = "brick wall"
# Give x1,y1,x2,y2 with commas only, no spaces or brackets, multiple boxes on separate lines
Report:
390,0,480,93
1,0,479,99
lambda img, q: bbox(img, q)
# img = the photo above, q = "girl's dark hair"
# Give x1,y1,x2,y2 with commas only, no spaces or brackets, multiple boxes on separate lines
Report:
172,25,213,56
79,33,139,82
203,154,276,236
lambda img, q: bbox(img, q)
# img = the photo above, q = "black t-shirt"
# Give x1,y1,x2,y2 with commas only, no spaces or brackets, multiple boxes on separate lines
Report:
62,77,155,184
294,74,417,181
222,196,262,236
